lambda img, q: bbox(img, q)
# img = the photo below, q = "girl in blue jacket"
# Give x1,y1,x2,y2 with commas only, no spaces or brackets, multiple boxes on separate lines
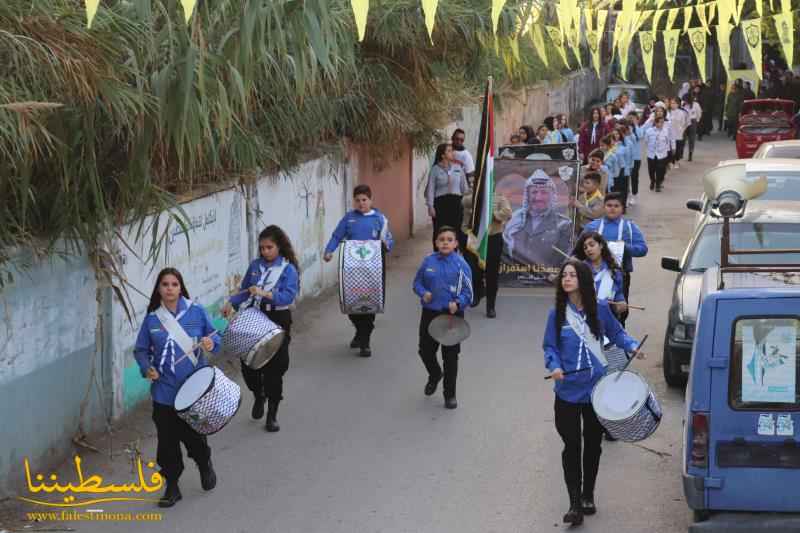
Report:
224,226,300,432
571,232,627,317
543,260,642,525
323,184,394,357
134,268,221,507
412,226,473,409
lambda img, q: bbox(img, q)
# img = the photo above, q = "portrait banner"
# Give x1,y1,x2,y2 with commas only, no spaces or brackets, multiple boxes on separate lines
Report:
496,158,579,287
663,29,681,81
741,18,763,79
497,142,580,161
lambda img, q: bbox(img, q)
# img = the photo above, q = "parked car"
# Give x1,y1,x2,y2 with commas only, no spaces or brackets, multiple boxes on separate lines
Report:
735,99,797,158
682,174,800,526
662,203,800,387
592,83,650,115
752,139,800,159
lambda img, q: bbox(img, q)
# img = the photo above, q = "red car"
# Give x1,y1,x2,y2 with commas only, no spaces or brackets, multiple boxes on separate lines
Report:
736,99,797,158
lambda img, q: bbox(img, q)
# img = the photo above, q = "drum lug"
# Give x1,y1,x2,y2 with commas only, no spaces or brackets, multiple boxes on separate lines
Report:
707,358,728,369
703,477,724,489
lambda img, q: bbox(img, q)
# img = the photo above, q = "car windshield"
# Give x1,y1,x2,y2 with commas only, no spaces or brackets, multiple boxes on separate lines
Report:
755,145,800,158
606,87,649,105
687,222,800,271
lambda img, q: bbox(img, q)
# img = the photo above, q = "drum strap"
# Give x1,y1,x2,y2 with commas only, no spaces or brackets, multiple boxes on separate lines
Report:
594,267,614,301
598,218,629,267
248,259,288,311
154,299,197,372
379,215,389,244
565,306,607,369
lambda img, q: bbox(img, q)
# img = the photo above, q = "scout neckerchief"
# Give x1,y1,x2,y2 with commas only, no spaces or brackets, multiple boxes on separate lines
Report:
154,297,197,373
565,305,608,371
598,217,629,267
593,263,615,301
247,257,288,310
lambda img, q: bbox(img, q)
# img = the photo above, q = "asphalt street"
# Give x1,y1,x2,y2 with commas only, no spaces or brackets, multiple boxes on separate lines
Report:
7,134,737,533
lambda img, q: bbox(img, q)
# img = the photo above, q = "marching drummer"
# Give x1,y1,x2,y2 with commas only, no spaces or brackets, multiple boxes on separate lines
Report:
323,184,394,358
543,260,643,525
133,268,221,508
413,226,473,409
571,232,627,317
223,226,300,432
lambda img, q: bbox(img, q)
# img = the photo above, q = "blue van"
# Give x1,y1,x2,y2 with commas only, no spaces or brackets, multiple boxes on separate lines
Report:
682,164,800,528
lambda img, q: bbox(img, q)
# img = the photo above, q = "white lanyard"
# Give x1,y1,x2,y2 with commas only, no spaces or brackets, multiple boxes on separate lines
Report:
247,259,288,309
154,299,196,373
594,267,614,301
565,306,608,370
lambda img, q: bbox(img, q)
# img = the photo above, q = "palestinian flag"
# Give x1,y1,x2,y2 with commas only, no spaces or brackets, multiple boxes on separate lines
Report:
467,77,495,269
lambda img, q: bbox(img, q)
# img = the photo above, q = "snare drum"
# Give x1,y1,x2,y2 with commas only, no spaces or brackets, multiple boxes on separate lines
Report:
603,344,631,373
223,307,285,369
174,366,241,435
338,240,385,314
591,370,662,442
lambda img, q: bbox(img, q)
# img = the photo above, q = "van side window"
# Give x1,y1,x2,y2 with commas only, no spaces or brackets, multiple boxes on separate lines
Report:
729,317,800,411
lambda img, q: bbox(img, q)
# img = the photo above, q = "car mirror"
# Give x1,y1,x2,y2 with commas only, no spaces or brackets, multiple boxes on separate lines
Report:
662,257,681,272
686,200,703,212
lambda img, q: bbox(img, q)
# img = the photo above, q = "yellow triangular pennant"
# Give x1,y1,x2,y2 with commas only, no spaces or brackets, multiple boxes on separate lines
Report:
531,24,550,67
180,0,197,24
696,4,711,34
597,9,609,34
781,0,791,13
666,8,680,29
85,0,100,28
639,31,656,83
421,0,438,42
651,8,666,34
636,11,654,33
754,0,763,17
733,0,745,25
683,6,694,33
717,0,732,25
351,0,369,41
773,12,794,68
492,0,507,34
688,27,709,81
707,2,717,25
545,25,571,67
716,22,733,74
741,18,763,79
509,36,521,62
663,28,682,81
656,0,668,9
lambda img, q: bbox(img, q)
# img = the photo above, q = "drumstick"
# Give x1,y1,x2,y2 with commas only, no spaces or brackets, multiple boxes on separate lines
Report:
608,301,646,311
613,334,649,382
173,330,219,366
544,367,591,380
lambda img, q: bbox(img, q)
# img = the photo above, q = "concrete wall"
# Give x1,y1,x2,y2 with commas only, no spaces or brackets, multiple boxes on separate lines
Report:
0,67,606,496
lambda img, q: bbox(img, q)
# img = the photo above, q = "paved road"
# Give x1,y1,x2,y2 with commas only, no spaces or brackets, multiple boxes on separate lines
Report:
7,134,736,533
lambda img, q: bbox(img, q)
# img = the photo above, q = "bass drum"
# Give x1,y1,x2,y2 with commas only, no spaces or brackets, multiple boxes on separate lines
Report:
223,307,285,370
174,366,241,435
591,370,662,442
338,240,385,315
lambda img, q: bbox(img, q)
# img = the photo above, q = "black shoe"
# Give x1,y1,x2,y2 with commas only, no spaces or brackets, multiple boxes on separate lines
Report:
158,482,182,508
581,496,596,515
349,336,359,349
359,346,372,357
688,154,693,162
424,375,441,396
649,181,655,191
198,459,217,491
563,505,584,525
265,402,280,432
486,308,496,319
444,397,458,409
656,186,663,192
251,396,265,420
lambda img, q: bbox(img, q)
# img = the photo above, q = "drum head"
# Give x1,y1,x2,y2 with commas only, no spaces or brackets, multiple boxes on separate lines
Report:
174,366,215,411
244,329,286,370
428,315,471,346
592,371,650,421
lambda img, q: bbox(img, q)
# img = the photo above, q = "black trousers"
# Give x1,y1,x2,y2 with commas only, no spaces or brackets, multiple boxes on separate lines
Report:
630,160,641,196
620,271,631,327
348,313,375,347
432,194,464,251
612,171,629,206
485,233,503,310
647,157,668,187
240,308,291,403
675,139,686,161
152,401,211,484
418,308,461,399
554,396,604,498
685,121,697,159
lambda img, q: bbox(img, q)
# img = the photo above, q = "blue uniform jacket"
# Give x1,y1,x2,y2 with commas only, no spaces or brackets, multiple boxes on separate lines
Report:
229,256,300,310
587,260,625,302
560,128,576,143
543,301,639,403
134,298,221,406
324,209,394,255
622,136,634,175
582,217,648,272
604,150,620,189
628,127,643,161
412,252,473,311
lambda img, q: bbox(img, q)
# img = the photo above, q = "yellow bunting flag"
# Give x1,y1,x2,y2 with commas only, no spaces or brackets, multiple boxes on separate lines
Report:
179,0,197,23
586,17,603,76
734,0,745,25
781,0,791,13
683,6,694,33
716,22,733,74
421,0,438,42
773,12,794,68
688,27,709,81
597,9,609,34
707,3,717,25
754,0,763,17
666,8,680,29
663,28,681,81
651,8,666,35
638,31,656,83
545,25,571,67
656,0,668,9
85,0,100,28
509,36,521,62
696,4,711,34
351,0,369,41
636,11,654,33
531,24,549,67
741,18,763,79
492,0,507,34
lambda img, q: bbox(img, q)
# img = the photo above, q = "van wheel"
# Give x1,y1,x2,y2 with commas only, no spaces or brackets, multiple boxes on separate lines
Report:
663,332,687,388
693,510,711,522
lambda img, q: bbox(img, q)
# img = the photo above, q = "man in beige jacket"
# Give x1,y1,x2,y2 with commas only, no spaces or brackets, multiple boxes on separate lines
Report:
462,188,512,318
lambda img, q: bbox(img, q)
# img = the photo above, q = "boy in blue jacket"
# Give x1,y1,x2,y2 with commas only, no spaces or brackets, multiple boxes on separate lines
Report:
413,226,473,409
324,185,394,357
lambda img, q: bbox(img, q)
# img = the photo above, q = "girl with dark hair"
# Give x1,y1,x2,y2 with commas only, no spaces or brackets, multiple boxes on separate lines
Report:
519,125,536,144
134,268,221,507
413,226,473,409
578,108,606,163
543,260,641,525
224,225,300,432
572,233,627,316
425,143,469,251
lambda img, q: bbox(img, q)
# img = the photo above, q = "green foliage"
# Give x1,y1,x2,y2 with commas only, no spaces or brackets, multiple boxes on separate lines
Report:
0,0,564,288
